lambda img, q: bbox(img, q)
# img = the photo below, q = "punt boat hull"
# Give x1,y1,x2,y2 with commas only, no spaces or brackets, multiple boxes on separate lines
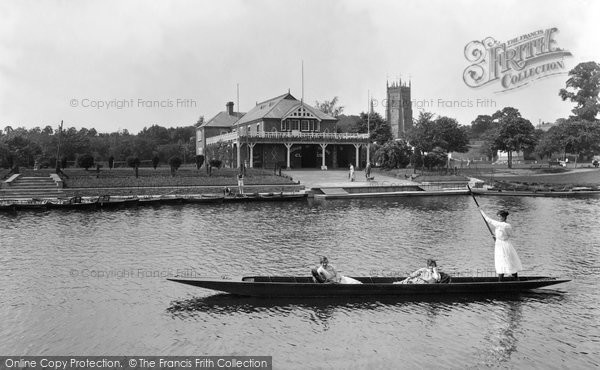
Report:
167,276,570,297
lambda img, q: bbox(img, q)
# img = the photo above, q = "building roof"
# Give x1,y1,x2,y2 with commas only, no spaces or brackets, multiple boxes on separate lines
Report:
235,92,336,126
201,111,245,128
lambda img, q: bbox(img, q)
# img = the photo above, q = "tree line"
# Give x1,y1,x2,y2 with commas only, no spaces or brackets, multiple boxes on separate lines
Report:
317,61,600,169
0,124,197,172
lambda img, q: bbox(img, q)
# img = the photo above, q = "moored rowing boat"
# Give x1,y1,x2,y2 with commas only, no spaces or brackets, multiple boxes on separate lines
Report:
47,196,99,210
182,194,224,204
97,195,140,208
471,188,600,198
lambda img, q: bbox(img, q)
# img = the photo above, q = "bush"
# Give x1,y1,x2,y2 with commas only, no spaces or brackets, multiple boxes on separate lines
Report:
208,159,222,168
126,156,141,168
77,153,95,170
195,155,205,170
127,156,141,178
373,141,412,169
169,156,182,176
423,147,447,169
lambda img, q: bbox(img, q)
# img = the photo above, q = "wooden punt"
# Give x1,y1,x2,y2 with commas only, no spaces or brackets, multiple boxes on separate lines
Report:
223,193,261,203
0,201,16,212
10,198,49,210
182,194,225,204
258,192,307,201
97,195,139,208
47,196,99,210
471,188,600,198
167,276,570,297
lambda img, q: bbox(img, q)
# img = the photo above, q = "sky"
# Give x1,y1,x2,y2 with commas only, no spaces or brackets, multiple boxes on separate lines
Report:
1,0,599,134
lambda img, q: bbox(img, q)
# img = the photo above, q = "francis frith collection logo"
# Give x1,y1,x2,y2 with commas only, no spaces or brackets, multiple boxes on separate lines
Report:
463,27,572,92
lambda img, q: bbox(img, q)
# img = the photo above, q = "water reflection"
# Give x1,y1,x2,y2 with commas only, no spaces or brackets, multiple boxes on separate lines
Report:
167,291,566,318
480,300,523,365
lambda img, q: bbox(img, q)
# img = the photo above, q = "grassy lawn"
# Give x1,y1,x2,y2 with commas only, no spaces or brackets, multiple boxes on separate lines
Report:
490,169,600,189
14,166,297,188
383,163,600,190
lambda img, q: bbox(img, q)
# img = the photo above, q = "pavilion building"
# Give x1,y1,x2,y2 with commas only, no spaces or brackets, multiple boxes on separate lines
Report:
196,92,370,169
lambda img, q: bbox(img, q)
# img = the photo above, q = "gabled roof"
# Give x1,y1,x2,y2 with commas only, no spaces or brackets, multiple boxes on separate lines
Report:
235,92,336,126
281,103,335,122
201,111,245,128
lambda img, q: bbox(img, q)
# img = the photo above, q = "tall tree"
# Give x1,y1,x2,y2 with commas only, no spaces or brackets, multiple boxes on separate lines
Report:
407,112,469,154
357,111,393,144
470,114,497,139
486,107,537,168
314,97,344,117
550,119,600,166
559,61,600,121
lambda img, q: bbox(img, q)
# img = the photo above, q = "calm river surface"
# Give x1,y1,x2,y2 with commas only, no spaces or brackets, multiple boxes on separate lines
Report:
1,196,599,369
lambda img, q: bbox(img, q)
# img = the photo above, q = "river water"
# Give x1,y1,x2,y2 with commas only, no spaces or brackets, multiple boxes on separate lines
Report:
1,196,599,369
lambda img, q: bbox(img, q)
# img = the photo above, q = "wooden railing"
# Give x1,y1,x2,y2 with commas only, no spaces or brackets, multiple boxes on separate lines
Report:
206,131,369,145
205,132,239,145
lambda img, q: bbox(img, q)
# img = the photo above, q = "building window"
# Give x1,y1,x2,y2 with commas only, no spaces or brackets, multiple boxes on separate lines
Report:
291,119,300,131
256,123,260,133
301,120,310,131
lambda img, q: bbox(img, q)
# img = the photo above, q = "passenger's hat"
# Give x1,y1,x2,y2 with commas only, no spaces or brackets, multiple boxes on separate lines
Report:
497,210,509,217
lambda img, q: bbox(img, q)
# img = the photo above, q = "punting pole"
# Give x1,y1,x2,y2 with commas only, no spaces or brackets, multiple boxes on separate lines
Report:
467,184,495,240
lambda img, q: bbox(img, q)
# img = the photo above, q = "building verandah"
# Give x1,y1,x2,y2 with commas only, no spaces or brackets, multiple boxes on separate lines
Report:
204,132,370,170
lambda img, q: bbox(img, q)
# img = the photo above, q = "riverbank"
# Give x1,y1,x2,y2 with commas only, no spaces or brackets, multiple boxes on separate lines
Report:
1,166,303,198
382,166,600,191
3,165,599,199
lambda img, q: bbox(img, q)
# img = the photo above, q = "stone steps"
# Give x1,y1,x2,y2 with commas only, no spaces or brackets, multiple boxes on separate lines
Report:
1,175,64,199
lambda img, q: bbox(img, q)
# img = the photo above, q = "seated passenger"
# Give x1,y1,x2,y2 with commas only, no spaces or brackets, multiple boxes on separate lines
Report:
394,259,441,284
311,256,362,284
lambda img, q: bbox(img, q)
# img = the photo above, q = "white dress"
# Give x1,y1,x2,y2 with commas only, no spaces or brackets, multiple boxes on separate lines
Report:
317,265,362,284
481,211,523,274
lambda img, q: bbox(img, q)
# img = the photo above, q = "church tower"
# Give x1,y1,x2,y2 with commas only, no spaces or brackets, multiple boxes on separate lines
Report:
386,79,413,139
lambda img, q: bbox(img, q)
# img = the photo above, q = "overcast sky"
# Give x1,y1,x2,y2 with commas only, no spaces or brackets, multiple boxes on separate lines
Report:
1,0,598,133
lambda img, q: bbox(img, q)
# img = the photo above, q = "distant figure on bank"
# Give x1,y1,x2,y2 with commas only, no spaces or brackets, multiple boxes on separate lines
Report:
237,174,244,195
480,209,523,280
395,259,441,284
311,256,362,284
349,164,355,182
365,162,372,180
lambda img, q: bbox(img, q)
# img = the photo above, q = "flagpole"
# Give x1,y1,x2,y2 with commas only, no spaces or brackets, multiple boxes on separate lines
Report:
367,90,370,137
237,83,241,171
